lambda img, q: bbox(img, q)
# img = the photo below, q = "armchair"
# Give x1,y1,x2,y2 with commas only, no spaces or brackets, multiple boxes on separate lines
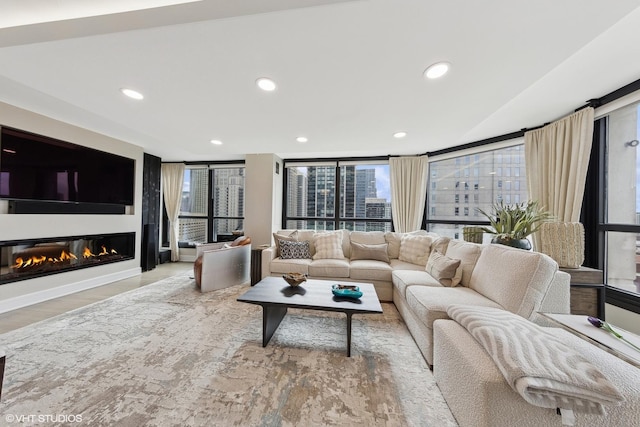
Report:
194,238,251,292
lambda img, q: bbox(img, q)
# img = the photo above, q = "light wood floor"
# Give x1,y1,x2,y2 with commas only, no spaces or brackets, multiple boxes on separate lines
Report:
0,262,194,334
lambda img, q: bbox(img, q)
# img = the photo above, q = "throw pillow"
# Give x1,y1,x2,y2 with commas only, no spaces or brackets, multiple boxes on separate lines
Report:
313,232,344,260
425,250,462,287
350,242,390,263
273,231,298,257
279,240,312,259
398,234,432,266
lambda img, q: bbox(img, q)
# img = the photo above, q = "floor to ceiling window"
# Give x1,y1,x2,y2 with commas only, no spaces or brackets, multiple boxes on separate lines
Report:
169,164,245,246
602,101,640,298
284,159,392,232
426,144,527,239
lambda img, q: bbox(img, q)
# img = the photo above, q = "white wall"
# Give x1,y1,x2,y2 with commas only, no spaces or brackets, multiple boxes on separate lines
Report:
0,102,143,312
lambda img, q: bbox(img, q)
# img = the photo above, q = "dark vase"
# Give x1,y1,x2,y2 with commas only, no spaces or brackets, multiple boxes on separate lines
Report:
491,236,532,250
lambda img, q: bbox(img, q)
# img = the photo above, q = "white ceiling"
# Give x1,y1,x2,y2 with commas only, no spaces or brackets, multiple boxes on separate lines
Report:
1,0,640,162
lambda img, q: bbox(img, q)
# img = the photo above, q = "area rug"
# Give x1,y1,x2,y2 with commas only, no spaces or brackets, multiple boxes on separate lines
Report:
0,274,458,426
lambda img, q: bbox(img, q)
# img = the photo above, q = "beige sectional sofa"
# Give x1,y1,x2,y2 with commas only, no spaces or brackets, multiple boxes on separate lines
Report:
262,229,570,353
262,229,436,301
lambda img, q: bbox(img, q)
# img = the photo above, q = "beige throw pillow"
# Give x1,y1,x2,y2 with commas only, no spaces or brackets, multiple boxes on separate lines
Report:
273,230,298,257
350,242,390,263
313,232,345,260
425,250,462,287
398,234,432,266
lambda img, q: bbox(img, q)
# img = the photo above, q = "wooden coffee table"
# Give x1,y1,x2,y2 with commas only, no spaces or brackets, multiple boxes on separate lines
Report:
237,276,383,356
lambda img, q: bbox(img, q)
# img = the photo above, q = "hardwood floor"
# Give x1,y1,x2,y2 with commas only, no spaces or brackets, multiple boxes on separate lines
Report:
0,262,193,334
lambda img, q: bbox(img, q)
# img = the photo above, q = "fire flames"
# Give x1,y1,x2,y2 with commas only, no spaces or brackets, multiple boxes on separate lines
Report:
11,247,118,270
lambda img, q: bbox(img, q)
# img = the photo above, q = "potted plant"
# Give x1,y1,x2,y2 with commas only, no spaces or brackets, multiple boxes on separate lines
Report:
476,200,552,250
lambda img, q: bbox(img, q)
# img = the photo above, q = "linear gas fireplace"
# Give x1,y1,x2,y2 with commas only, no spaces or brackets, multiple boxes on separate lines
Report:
0,233,135,285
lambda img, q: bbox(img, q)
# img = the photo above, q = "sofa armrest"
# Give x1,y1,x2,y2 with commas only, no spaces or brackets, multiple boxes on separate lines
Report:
534,270,571,324
195,242,226,258
261,246,277,279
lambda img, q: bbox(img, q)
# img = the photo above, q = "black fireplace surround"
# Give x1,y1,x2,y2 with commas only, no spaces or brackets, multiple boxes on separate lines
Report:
0,233,135,285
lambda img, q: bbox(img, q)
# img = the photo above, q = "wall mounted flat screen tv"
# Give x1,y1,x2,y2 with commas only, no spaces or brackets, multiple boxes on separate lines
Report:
0,126,135,205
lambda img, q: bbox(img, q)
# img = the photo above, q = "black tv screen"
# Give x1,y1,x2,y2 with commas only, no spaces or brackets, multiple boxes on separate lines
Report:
0,127,135,205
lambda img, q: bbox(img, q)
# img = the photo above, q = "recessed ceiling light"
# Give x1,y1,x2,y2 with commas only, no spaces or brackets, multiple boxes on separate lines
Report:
210,139,223,145
296,136,308,143
256,77,276,92
423,62,450,79
120,88,144,100
393,131,407,139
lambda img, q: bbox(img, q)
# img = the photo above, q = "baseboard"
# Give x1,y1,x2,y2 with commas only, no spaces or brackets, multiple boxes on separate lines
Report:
0,268,141,314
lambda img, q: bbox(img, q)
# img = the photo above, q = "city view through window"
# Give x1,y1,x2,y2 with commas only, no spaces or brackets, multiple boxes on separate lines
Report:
178,167,245,245
426,145,527,239
285,163,392,232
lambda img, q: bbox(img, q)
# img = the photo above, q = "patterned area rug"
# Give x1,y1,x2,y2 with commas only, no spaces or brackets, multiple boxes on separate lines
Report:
0,275,457,426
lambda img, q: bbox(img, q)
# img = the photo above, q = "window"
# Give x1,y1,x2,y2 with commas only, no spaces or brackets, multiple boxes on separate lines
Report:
284,160,392,232
212,167,245,241
602,101,640,298
178,168,208,245
426,144,527,232
173,165,245,247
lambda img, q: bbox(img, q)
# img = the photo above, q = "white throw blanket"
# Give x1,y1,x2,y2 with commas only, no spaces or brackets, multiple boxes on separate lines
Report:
447,305,624,416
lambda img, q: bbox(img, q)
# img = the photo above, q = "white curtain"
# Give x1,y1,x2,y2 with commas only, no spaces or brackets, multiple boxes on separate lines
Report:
525,107,594,222
161,163,185,261
389,156,429,232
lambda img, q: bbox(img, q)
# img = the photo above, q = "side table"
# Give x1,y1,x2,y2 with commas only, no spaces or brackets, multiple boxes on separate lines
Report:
251,246,268,286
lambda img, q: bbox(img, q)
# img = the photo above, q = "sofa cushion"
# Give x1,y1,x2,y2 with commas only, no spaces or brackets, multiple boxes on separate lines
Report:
399,234,433,266
444,240,482,287
385,230,428,259
405,286,503,328
308,258,350,278
392,270,442,298
468,244,558,318
351,230,386,245
425,251,461,287
273,230,298,257
350,259,393,281
389,259,426,271
270,257,311,275
313,232,345,260
279,240,312,259
350,242,390,263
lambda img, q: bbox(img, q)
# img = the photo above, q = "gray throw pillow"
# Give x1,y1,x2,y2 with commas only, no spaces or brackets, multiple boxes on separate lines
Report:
350,242,390,263
425,250,462,287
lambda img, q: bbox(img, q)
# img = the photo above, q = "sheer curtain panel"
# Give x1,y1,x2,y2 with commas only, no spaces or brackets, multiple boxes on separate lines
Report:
161,163,185,261
390,156,428,232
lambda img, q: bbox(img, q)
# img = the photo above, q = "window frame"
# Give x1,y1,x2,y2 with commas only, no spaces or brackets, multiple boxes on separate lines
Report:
424,141,527,234
282,156,393,232
162,161,245,247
